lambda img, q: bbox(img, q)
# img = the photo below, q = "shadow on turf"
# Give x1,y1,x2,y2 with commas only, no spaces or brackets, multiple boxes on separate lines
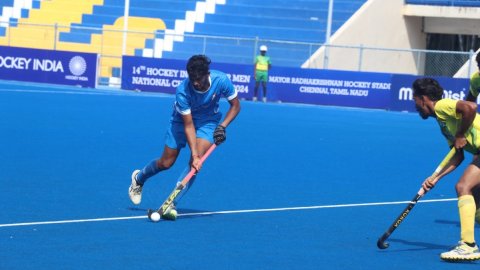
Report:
435,219,480,228
386,238,450,251
435,219,460,227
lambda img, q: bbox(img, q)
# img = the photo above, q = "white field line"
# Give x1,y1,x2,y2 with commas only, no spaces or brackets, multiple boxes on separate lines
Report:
0,197,457,228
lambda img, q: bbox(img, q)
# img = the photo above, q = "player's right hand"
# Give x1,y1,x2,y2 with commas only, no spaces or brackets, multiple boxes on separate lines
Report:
214,125,226,145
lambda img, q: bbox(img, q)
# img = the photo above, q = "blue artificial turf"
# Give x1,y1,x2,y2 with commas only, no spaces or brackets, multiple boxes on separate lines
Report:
0,81,474,269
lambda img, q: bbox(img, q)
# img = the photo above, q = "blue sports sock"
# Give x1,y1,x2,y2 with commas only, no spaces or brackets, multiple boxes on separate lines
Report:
136,159,163,185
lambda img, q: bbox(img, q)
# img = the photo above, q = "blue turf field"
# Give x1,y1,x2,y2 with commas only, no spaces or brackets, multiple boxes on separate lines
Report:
0,81,477,269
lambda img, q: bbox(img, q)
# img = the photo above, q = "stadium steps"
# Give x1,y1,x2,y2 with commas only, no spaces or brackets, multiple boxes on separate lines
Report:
0,0,102,49
0,0,367,84
142,0,366,67
0,0,42,36
57,16,165,77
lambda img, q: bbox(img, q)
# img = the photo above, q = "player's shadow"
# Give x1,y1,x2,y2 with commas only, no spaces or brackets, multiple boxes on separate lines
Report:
435,219,460,227
435,219,480,228
127,207,149,212
386,238,450,251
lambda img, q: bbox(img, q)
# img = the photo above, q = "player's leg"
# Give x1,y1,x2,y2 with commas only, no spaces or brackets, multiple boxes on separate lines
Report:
253,75,260,101
129,146,180,205
261,80,267,102
472,155,480,225
441,159,480,261
129,122,186,205
137,146,180,184
171,120,215,206
162,139,213,220
473,185,480,224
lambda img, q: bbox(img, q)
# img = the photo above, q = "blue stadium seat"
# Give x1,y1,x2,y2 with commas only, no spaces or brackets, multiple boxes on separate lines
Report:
57,0,366,68
158,0,367,67
60,0,197,43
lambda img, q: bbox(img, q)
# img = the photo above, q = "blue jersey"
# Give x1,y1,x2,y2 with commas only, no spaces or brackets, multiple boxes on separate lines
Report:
172,70,237,123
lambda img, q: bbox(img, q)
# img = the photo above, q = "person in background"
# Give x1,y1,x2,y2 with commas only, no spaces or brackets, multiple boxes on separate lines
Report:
253,45,271,102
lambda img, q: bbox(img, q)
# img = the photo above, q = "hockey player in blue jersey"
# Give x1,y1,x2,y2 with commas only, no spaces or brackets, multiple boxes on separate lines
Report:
129,55,241,219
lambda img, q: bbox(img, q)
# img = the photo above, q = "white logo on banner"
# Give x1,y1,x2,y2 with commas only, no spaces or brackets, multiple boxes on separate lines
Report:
65,56,88,82
69,56,87,76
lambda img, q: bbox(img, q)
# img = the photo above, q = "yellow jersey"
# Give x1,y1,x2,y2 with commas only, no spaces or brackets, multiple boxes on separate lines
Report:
434,98,480,154
255,55,271,72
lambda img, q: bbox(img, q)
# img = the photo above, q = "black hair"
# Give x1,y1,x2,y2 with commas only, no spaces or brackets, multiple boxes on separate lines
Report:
186,55,211,81
412,77,444,101
476,53,480,67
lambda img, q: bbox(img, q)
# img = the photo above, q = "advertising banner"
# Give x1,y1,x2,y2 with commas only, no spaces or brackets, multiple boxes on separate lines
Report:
0,46,98,88
268,67,392,109
122,56,392,109
390,74,469,112
121,56,252,99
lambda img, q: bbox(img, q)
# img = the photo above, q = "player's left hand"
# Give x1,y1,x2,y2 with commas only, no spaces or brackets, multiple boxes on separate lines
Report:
191,155,202,171
214,125,226,145
454,135,467,149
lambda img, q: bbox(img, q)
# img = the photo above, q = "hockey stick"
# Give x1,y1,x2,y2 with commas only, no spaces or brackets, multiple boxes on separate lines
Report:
377,147,456,249
147,143,217,222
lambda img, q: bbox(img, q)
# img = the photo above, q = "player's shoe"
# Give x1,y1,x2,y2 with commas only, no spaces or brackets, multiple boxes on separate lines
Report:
262,97,267,103
128,170,142,205
252,97,257,102
440,241,480,261
161,203,178,221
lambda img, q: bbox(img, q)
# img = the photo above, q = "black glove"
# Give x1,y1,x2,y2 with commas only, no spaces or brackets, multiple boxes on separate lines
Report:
214,125,226,145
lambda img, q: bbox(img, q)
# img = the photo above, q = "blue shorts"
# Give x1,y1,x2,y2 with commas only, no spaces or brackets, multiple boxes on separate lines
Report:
165,120,217,149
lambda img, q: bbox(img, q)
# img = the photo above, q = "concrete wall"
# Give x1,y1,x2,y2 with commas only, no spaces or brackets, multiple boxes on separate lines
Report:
303,0,425,75
403,4,480,78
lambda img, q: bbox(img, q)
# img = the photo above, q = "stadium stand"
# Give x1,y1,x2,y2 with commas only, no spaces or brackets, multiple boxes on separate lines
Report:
0,0,41,36
0,0,368,86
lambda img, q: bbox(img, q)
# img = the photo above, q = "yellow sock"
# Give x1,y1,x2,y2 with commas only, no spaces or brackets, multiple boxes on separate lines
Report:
459,195,476,244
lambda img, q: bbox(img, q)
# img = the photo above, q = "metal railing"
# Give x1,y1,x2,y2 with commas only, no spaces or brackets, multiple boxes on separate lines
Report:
0,21,476,87
307,43,476,78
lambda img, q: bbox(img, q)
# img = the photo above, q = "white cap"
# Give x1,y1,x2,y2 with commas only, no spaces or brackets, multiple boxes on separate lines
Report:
260,45,268,52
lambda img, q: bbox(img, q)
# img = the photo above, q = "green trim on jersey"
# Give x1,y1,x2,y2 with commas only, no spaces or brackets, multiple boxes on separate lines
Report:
435,98,480,154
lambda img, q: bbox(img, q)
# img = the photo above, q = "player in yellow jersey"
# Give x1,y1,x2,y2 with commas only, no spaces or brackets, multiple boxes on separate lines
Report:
464,53,480,228
253,45,271,102
466,53,480,103
412,77,480,261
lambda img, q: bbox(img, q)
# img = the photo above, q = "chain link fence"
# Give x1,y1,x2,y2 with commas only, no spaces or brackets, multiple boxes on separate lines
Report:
0,21,477,86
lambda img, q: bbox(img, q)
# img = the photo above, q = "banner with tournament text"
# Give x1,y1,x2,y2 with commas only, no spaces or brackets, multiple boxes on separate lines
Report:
121,56,252,99
121,56,474,112
268,66,392,109
121,56,392,109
